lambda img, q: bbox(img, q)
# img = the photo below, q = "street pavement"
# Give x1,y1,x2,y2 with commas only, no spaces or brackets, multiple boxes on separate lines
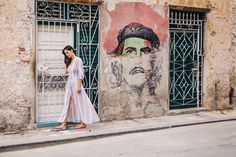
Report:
0,109,236,153
0,120,236,157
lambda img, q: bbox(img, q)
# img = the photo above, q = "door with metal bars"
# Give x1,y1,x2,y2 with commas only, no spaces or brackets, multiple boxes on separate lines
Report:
36,0,99,126
169,10,204,109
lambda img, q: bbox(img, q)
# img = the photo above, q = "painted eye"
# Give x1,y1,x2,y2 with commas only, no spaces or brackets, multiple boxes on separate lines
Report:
126,49,133,54
122,47,136,57
141,47,152,54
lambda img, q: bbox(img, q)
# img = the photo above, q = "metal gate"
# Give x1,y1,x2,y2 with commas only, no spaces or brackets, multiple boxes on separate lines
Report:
169,10,204,109
36,0,99,126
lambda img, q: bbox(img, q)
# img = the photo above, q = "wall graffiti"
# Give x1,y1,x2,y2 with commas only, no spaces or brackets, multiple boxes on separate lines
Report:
108,23,162,96
110,61,125,88
101,2,169,120
146,54,161,96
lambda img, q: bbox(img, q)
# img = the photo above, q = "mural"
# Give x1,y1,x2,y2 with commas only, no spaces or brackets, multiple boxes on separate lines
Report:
109,23,161,96
101,2,169,119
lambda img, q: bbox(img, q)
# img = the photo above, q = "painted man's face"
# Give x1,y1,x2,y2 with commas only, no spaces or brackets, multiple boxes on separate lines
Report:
121,37,155,87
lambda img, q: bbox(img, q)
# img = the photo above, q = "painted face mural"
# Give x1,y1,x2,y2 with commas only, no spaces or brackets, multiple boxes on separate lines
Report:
108,23,161,96
122,37,152,87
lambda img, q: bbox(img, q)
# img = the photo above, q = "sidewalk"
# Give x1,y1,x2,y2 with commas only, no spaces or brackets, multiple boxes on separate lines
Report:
1,109,236,152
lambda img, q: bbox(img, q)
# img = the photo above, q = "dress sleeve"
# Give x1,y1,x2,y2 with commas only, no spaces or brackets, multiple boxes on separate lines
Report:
77,58,84,80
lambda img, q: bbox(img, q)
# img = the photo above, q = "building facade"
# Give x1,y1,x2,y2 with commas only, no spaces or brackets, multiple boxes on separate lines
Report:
0,0,236,132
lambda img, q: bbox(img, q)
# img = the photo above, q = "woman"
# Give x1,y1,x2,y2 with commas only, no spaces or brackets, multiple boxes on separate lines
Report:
56,45,100,130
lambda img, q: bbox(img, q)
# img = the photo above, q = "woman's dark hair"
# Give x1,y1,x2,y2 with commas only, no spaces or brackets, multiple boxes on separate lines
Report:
62,45,74,68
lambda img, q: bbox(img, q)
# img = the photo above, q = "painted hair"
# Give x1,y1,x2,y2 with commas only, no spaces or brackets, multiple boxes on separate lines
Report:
62,45,74,68
112,23,160,56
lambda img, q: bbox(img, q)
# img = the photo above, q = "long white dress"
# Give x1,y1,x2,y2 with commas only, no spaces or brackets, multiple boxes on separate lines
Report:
58,57,100,124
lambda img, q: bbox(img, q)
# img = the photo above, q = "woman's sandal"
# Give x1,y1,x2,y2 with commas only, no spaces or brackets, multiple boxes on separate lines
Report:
75,123,86,129
55,124,67,130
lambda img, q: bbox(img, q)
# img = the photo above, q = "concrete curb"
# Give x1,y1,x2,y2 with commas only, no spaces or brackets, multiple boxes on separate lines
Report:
1,117,236,153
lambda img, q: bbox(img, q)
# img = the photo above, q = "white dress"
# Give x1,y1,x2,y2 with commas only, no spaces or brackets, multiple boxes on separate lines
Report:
58,57,100,124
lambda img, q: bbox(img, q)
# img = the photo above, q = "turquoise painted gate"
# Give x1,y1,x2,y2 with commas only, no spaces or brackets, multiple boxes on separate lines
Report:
169,10,204,109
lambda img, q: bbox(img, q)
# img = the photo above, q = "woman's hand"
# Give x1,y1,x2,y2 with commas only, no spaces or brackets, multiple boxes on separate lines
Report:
77,79,83,93
77,85,81,93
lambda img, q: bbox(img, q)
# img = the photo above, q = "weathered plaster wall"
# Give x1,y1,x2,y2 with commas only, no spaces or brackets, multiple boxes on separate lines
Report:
229,0,236,106
0,0,35,132
103,0,210,10
202,0,236,109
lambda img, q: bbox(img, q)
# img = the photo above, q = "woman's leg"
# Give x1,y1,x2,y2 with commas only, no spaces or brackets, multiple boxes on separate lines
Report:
55,96,73,130
55,122,67,130
74,121,86,129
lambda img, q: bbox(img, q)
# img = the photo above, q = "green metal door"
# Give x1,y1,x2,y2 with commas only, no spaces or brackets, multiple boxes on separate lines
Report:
77,5,99,111
169,10,204,109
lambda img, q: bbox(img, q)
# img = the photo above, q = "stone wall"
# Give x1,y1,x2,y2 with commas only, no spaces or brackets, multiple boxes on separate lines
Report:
0,0,35,132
